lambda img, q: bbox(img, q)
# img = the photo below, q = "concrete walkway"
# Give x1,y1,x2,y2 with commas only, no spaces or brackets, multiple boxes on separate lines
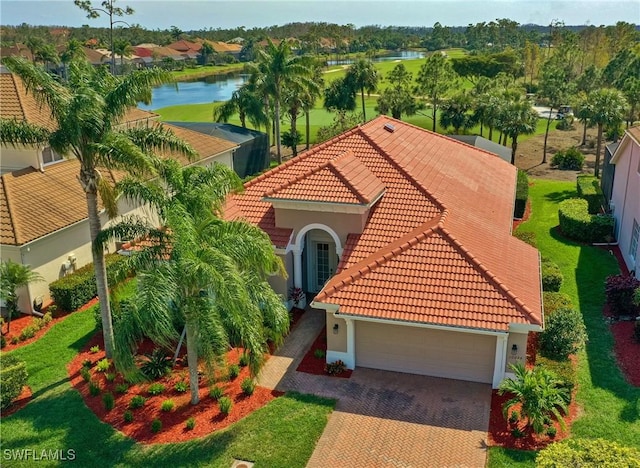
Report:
257,309,491,468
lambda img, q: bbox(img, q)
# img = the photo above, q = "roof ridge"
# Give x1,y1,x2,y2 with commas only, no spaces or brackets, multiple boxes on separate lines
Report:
263,156,336,198
315,213,445,302
326,150,370,204
244,125,362,190
438,226,541,326
1,173,22,245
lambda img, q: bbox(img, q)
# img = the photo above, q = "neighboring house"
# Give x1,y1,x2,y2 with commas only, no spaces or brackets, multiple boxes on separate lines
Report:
449,135,512,164
610,126,640,277
225,116,543,388
166,39,202,60
0,70,239,313
203,40,242,59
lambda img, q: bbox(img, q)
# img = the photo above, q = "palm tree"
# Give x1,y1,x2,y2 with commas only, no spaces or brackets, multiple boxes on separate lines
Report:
499,363,569,435
587,88,628,178
0,57,196,358
248,39,313,164
282,71,321,157
213,83,267,130
99,162,289,404
0,261,44,335
60,39,85,81
302,65,324,150
112,39,133,74
346,59,379,122
439,91,473,134
538,63,575,163
498,98,538,165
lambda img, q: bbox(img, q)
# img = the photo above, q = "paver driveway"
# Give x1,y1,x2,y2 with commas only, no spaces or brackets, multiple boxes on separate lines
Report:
258,310,492,468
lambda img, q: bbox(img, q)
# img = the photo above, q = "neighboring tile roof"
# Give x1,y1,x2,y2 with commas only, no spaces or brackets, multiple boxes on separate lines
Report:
265,151,384,205
226,116,542,331
167,40,202,53
0,72,56,130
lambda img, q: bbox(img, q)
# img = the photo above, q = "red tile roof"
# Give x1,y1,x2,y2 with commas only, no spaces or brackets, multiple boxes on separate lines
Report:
226,116,542,331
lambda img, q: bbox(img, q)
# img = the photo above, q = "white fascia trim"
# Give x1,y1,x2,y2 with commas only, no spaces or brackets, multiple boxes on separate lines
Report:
509,322,543,333
265,198,371,215
309,300,339,312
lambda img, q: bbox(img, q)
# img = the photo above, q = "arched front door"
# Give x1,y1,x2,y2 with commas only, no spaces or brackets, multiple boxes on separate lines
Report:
305,229,338,293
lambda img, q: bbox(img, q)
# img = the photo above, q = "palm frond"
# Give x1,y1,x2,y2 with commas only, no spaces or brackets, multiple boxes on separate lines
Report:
123,124,198,162
97,175,119,218
90,131,154,177
105,68,173,121
116,176,168,214
0,119,50,146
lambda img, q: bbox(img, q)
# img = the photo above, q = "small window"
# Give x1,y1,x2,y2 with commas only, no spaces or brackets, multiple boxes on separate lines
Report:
42,147,63,165
630,219,639,262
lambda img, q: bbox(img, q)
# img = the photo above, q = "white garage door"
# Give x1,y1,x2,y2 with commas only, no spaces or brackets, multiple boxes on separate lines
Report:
355,321,496,384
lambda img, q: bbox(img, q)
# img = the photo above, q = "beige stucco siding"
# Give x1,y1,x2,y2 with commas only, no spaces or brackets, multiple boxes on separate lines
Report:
267,251,292,299
505,332,528,372
275,209,367,246
355,321,496,384
326,312,347,353
0,145,40,174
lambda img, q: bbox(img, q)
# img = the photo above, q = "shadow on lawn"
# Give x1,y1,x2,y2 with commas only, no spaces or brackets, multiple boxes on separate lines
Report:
543,189,575,203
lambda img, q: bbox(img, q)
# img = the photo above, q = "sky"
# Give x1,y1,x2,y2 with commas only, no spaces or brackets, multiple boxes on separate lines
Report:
1,0,638,30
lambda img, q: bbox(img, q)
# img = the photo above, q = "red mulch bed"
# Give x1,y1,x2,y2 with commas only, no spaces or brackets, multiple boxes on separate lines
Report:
1,298,98,352
513,198,532,231
487,387,580,451
296,326,352,379
610,321,640,386
1,386,33,418
67,333,282,444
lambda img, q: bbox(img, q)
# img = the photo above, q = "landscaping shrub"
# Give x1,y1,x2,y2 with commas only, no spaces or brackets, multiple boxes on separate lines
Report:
151,419,162,433
238,352,249,367
140,349,171,379
0,335,5,349
0,355,28,409
90,345,100,353
558,198,614,243
147,383,165,396
161,399,175,412
514,230,537,248
576,175,604,214
555,117,573,131
209,386,224,400
174,381,188,393
227,364,240,380
313,348,326,359
129,395,146,409
185,417,196,430
543,292,573,316
218,396,233,415
80,367,92,382
102,393,115,411
88,380,101,396
546,426,557,438
541,257,563,292
514,170,529,219
551,146,585,170
605,274,640,317
536,356,577,401
241,377,255,396
115,383,129,394
19,325,37,341
82,359,92,368
539,307,587,360
537,438,640,467
49,253,128,311
325,360,347,375
95,358,111,372
105,373,116,382
123,410,134,423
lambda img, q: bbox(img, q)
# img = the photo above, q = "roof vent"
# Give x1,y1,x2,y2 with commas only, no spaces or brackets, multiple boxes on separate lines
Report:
383,123,395,133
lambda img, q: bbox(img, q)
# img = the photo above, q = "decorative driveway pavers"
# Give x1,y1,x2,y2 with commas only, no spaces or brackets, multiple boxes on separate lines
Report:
258,310,492,468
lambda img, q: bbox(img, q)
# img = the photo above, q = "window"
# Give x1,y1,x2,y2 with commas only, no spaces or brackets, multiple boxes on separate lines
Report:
630,219,639,262
42,147,63,165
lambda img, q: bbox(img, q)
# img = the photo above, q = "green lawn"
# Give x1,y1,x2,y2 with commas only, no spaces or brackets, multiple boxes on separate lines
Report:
170,63,246,81
1,308,334,467
487,179,639,467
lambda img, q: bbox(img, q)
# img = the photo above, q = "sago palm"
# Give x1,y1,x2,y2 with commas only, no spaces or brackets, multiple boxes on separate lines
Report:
0,56,196,358
98,161,289,404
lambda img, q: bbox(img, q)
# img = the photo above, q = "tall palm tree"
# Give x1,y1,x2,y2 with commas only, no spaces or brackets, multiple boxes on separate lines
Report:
99,162,289,404
587,88,627,178
346,59,379,122
248,39,313,164
0,57,196,358
60,39,85,81
213,82,267,130
283,71,321,157
302,65,324,150
499,363,569,435
112,39,134,74
498,98,538,165
0,261,44,335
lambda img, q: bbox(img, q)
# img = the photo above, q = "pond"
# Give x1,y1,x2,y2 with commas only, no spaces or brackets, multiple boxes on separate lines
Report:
325,50,425,66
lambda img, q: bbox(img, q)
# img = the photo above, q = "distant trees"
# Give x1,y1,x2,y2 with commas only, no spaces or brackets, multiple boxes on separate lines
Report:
439,91,474,134
346,59,379,122
376,63,422,120
498,97,538,164
538,62,575,163
416,53,457,131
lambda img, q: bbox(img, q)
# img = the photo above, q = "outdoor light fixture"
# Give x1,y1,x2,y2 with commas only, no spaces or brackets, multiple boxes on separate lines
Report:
511,344,518,355
333,323,339,334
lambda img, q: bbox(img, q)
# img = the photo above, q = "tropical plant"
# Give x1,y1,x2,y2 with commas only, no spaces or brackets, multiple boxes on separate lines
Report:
241,377,255,395
0,260,43,334
416,52,458,132
439,91,474,134
213,83,267,130
140,348,172,379
498,97,538,164
539,307,587,360
376,63,422,120
0,56,196,358
248,39,313,163
498,362,569,435
282,70,320,157
98,162,289,405
537,438,640,467
323,77,357,112
586,88,628,177
200,41,214,66
346,59,379,122
538,62,575,163
112,39,134,74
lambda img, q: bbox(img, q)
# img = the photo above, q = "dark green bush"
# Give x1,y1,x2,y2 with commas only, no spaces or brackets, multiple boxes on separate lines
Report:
539,307,587,360
514,170,529,219
605,274,640,317
0,335,6,349
634,321,640,343
576,175,604,214
218,396,233,415
49,253,129,311
551,147,585,170
129,395,146,409
537,438,640,467
227,364,240,381
241,377,255,396
0,355,28,409
123,410,134,423
558,198,614,243
140,349,171,379
555,117,573,131
102,392,115,411
541,258,563,292
185,417,196,430
147,383,165,396
514,230,537,248
88,380,101,396
536,355,576,401
151,418,162,433
209,386,224,400
543,292,573,316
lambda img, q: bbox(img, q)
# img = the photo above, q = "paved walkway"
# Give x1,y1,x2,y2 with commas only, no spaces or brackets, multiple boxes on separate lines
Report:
257,309,492,468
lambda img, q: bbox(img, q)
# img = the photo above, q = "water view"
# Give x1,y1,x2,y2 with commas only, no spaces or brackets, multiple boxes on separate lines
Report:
325,50,425,66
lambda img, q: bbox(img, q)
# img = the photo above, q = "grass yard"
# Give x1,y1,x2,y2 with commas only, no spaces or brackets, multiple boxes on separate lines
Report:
170,63,246,81
1,307,334,467
487,179,639,467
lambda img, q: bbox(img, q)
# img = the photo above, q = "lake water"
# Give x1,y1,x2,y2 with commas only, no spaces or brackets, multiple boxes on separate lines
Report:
140,51,426,110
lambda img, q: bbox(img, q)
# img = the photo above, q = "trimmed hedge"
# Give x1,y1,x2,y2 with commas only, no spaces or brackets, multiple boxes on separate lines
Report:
0,354,28,409
49,254,128,311
513,170,529,219
514,230,537,248
536,355,577,401
541,257,563,292
576,175,604,214
605,274,640,317
543,292,573,316
539,307,587,361
537,438,640,468
558,198,614,243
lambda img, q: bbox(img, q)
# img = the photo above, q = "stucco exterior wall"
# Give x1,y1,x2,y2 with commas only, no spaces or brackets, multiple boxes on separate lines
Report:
0,145,40,174
326,312,347,353
611,138,640,274
267,251,292,301
275,208,367,246
505,332,528,372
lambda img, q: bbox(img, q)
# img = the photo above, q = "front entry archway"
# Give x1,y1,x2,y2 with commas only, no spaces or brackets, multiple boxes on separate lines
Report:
292,223,343,295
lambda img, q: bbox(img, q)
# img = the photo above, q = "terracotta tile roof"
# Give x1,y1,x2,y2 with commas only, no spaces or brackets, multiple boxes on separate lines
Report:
265,151,384,205
0,72,56,130
203,40,242,54
226,116,542,331
167,40,202,53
